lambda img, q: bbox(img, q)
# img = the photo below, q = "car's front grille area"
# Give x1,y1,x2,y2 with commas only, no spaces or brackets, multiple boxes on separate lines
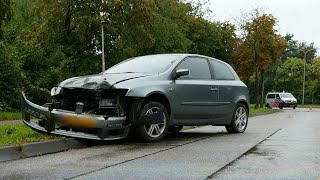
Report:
56,88,101,112
53,88,129,116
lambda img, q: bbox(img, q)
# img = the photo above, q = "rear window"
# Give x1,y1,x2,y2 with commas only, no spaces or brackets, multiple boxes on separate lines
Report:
209,60,235,80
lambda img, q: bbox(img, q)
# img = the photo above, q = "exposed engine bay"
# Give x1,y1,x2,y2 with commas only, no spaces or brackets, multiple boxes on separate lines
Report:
52,88,129,118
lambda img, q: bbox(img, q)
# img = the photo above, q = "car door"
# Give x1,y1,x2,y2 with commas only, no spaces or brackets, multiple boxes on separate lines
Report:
266,93,275,107
208,59,236,123
172,56,218,124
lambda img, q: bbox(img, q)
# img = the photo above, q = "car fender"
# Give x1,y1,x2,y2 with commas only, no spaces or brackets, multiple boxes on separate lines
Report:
115,80,173,99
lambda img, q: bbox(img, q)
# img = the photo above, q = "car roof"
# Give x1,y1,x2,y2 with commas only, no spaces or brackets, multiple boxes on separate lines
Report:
138,53,226,63
267,92,292,94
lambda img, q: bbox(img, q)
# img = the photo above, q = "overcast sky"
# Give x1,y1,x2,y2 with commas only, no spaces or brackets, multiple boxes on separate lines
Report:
207,0,319,49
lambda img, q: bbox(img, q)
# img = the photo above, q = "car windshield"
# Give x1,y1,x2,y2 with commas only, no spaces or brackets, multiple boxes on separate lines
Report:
280,93,294,98
104,54,182,74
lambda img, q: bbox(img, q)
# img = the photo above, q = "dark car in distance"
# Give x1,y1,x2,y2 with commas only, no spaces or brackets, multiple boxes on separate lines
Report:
22,54,250,142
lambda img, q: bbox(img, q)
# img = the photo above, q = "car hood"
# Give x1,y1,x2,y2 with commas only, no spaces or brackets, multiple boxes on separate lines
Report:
281,98,297,102
59,73,153,89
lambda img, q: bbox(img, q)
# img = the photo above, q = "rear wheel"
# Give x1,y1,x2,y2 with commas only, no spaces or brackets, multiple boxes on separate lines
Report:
225,103,248,133
136,101,169,142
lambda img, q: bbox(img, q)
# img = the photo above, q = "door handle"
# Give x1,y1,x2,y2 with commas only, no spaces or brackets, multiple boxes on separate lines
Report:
210,87,219,92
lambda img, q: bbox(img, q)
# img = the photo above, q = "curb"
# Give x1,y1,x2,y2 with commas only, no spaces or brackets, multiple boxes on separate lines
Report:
0,138,86,163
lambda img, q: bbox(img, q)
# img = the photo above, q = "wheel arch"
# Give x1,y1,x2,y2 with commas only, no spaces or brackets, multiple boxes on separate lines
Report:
236,99,249,114
144,92,171,117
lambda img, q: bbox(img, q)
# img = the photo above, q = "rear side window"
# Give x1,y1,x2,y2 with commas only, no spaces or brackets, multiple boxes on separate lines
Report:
210,60,235,80
176,57,211,80
267,94,276,99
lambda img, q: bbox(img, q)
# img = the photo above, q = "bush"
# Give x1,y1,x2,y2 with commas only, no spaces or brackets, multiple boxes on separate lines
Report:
0,42,24,110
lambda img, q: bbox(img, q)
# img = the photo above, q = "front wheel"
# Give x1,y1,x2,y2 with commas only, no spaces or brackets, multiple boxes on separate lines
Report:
279,104,283,109
225,103,248,133
136,101,169,142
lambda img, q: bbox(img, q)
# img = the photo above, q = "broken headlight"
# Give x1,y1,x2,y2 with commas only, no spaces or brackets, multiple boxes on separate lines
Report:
50,87,62,96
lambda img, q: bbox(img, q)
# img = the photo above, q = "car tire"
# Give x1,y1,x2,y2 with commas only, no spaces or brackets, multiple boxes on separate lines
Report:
136,101,169,142
279,104,283,109
225,103,248,133
266,103,270,108
169,125,183,133
293,106,296,109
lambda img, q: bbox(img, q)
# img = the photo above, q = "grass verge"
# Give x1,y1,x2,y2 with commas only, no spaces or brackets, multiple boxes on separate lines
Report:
298,104,320,108
249,104,277,117
0,112,22,121
0,124,61,147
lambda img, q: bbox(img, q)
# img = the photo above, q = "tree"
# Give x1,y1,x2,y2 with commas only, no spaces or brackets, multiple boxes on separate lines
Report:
31,0,104,76
0,42,24,110
1,0,288,110
281,33,299,62
100,0,194,57
308,57,320,103
281,34,317,63
274,58,311,103
3,0,34,43
0,0,12,39
311,57,320,79
298,42,317,63
187,18,236,63
233,10,287,108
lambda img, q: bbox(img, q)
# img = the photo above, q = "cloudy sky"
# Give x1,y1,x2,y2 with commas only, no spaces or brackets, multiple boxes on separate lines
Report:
207,0,319,49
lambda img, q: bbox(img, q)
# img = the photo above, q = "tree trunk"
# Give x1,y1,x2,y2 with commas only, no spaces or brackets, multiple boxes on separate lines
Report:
255,65,260,109
260,70,264,108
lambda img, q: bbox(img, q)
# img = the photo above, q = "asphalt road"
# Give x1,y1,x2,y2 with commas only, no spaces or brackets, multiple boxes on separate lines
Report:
0,108,319,180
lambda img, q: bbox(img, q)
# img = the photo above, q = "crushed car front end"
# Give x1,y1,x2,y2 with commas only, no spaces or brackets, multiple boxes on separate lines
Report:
21,87,136,140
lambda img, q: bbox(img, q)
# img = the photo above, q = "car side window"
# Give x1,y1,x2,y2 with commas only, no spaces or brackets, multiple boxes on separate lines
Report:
210,60,235,80
267,94,275,99
176,57,211,80
276,94,280,99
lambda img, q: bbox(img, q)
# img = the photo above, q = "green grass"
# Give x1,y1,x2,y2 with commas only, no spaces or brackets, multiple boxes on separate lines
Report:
249,104,276,117
0,112,22,121
0,124,61,147
297,104,320,108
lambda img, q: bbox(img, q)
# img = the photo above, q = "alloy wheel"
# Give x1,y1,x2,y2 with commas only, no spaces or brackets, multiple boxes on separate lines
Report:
143,107,166,138
235,106,247,131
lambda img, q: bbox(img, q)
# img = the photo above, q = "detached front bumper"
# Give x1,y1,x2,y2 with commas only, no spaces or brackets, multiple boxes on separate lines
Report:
21,92,130,140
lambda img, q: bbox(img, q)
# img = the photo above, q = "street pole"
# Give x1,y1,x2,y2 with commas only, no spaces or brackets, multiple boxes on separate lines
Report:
101,21,106,72
303,52,306,105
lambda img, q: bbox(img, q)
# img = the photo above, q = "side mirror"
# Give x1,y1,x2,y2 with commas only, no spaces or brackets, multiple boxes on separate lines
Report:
174,69,189,79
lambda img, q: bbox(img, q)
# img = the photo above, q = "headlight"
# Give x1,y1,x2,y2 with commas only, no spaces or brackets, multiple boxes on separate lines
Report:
50,87,62,96
50,87,57,96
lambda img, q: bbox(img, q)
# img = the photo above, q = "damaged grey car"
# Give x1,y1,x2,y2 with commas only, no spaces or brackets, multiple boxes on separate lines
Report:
21,54,250,142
